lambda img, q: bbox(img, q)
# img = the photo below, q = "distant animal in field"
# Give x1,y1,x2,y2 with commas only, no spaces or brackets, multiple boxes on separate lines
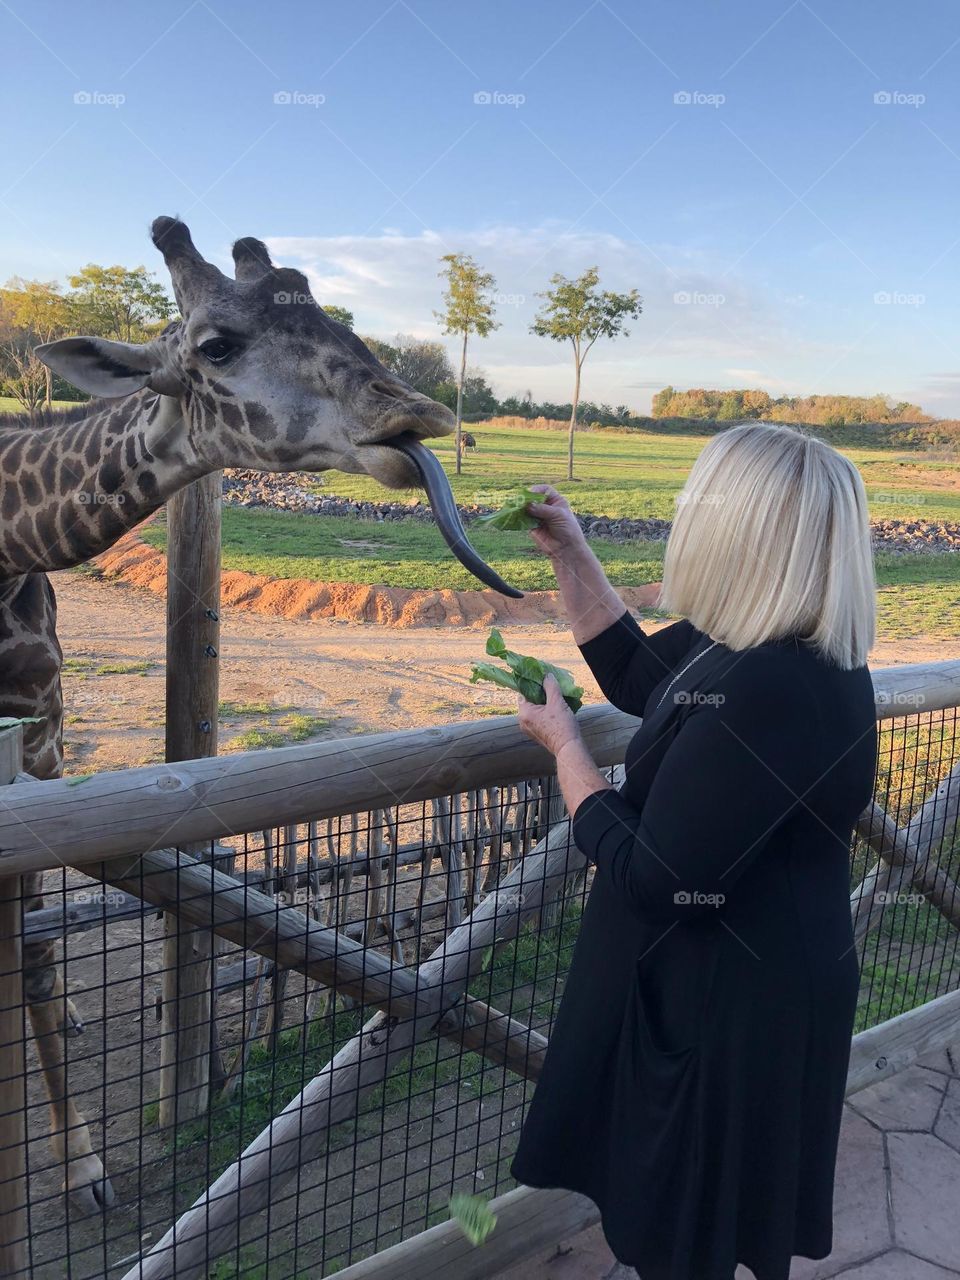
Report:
458,432,478,457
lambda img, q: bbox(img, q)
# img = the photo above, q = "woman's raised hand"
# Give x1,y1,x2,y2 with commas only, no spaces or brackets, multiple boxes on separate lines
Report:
526,484,588,560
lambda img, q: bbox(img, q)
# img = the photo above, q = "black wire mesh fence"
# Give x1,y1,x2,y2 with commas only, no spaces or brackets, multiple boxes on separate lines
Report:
4,697,959,1279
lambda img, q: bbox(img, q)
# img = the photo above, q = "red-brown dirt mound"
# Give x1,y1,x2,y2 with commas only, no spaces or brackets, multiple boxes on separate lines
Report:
94,528,662,628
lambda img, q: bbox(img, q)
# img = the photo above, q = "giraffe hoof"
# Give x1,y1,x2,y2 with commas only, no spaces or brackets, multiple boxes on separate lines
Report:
63,999,84,1038
64,1158,115,1215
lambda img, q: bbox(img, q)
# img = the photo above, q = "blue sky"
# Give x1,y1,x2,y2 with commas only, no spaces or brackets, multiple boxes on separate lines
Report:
3,0,960,414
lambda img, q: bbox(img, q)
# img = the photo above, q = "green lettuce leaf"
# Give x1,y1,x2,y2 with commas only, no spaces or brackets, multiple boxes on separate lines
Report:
474,487,543,531
470,629,584,711
448,1192,498,1246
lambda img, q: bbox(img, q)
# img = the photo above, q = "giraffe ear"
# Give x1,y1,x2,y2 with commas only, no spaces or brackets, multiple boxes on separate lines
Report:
35,336,166,398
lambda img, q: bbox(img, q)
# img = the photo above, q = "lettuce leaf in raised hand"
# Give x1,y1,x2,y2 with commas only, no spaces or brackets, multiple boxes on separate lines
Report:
474,486,543,531
469,628,584,711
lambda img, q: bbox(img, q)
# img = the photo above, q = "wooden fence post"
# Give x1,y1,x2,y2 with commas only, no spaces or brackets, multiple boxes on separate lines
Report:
159,473,222,1128
0,723,28,1277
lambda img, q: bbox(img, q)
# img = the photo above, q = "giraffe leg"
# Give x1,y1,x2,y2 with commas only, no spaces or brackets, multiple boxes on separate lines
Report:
23,929,115,1214
2,573,114,1213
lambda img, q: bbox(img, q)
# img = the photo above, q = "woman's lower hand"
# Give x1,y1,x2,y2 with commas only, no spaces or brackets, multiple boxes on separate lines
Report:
517,673,581,757
526,484,588,561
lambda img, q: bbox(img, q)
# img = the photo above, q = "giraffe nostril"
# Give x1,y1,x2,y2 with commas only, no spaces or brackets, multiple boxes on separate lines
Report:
369,379,414,402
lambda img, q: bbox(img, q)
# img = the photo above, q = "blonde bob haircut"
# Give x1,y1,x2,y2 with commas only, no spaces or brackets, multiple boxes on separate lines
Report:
659,421,876,670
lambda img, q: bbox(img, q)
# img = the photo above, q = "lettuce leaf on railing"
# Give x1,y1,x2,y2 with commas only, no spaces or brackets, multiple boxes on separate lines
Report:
448,1192,498,1246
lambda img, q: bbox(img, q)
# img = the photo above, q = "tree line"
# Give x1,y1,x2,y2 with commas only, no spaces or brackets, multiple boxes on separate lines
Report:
651,386,931,427
0,266,175,412
6,257,938,472
2,256,642,481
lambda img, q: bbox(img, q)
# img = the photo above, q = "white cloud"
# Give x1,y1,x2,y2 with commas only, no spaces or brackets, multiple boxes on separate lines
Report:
266,224,812,411
725,368,798,392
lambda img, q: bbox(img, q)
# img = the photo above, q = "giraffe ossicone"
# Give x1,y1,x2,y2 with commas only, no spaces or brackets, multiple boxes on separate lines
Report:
0,216,517,1219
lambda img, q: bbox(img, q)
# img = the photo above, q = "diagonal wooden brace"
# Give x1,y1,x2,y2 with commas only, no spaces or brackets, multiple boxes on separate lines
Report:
121,816,580,1280
851,761,960,940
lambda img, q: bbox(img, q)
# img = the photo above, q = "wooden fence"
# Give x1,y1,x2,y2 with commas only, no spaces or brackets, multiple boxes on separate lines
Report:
0,657,957,1278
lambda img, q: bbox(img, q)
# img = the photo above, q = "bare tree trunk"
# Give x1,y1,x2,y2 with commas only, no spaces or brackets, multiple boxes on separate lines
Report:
455,330,468,476
568,347,581,482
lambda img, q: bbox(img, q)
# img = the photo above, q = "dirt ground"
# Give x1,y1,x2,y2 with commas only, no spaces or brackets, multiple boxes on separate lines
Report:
53,567,957,775
24,568,959,1278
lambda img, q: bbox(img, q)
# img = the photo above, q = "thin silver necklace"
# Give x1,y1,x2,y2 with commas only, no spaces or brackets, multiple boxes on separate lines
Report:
654,639,720,712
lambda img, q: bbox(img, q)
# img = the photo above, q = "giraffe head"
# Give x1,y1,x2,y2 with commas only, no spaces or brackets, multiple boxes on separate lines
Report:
37,216,520,596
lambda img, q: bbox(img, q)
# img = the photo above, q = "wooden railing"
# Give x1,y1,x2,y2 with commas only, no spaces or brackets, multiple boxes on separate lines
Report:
0,657,956,1279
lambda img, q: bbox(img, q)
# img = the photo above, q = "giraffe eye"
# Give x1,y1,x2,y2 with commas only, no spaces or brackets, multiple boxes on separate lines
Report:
198,336,240,364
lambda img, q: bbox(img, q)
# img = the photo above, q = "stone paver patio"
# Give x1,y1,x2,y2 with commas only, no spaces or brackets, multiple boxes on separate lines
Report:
495,1043,960,1280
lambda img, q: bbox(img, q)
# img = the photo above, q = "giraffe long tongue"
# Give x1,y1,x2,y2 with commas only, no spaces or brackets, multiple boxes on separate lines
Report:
386,435,524,599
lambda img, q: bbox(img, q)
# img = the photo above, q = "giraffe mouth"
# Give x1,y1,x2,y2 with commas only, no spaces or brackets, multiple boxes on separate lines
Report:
382,434,524,599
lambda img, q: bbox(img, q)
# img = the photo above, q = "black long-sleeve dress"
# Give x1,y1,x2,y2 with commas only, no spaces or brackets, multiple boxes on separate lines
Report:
509,610,878,1280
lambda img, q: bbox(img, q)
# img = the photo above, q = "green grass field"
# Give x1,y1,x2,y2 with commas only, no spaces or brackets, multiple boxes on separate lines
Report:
141,511,958,640
305,423,960,523
138,421,958,641
6,404,956,639
0,395,82,416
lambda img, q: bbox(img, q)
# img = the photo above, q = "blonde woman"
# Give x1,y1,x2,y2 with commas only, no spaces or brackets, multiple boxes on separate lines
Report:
509,423,879,1280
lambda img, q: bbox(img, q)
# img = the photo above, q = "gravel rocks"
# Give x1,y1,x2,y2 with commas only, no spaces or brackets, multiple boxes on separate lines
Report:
221,470,958,555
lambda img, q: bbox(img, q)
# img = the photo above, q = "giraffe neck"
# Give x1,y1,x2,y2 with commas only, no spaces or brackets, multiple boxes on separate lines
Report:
0,392,209,580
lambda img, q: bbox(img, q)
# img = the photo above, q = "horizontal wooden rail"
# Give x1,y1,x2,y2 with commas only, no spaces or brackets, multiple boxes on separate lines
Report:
0,658,957,879
0,705,638,877
872,659,960,720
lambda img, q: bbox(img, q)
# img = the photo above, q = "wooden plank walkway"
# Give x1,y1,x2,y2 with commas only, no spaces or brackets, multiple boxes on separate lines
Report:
494,1043,960,1280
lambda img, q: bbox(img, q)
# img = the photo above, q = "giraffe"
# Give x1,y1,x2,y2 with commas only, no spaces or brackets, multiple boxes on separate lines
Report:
3,215,517,1214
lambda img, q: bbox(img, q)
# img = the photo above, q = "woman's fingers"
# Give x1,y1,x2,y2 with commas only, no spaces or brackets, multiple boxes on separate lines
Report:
527,484,567,510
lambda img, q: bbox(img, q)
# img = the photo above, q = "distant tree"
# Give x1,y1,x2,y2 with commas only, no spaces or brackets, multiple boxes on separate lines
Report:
716,391,743,420
435,254,499,474
651,387,674,417
67,263,175,342
392,334,454,395
531,267,642,479
1,277,71,407
433,369,497,417
362,336,398,370
0,344,48,416
741,388,772,418
323,304,354,329
362,333,454,398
